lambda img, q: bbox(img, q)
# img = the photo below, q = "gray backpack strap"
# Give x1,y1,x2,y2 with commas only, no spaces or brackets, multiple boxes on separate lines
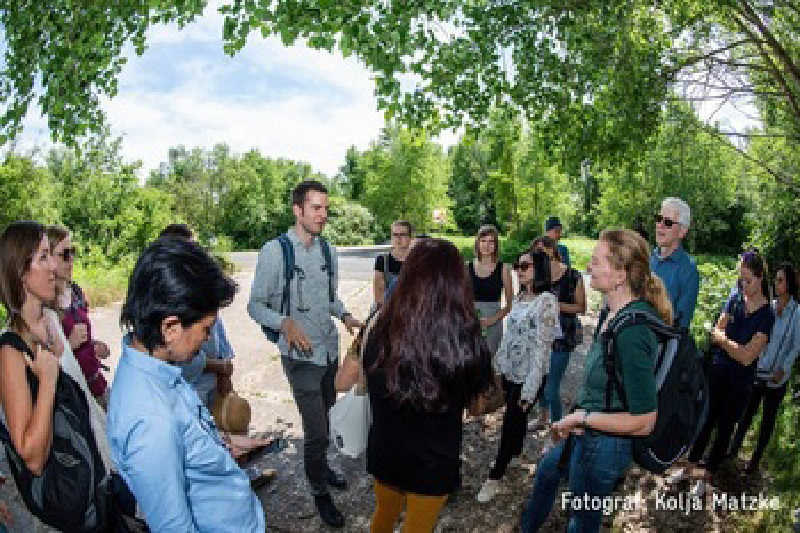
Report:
320,237,334,303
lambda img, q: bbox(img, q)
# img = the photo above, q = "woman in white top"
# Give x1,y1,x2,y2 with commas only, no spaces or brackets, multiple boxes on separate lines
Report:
477,249,560,503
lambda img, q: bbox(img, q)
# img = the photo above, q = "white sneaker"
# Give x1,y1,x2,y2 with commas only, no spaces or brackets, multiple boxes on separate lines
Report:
666,467,689,485
477,479,501,503
690,480,707,498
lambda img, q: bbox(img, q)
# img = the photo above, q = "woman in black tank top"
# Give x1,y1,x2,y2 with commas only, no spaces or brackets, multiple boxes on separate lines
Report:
469,226,514,354
532,236,586,425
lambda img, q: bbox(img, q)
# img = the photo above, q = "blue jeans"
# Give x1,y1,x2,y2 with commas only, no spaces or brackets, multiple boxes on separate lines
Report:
540,350,571,422
520,431,632,533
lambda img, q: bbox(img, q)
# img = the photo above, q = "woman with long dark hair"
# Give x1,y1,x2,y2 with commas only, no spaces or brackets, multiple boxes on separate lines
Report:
363,238,494,533
0,221,62,476
47,225,112,409
0,221,127,531
672,249,775,496
532,236,586,425
729,262,798,473
476,249,560,503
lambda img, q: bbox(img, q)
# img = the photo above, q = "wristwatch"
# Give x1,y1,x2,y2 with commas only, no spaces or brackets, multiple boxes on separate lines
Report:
580,411,591,429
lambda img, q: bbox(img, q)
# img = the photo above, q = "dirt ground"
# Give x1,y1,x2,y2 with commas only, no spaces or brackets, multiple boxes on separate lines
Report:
0,270,778,532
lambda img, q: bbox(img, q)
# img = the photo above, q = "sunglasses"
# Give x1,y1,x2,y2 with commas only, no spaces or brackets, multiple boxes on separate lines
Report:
58,247,77,261
654,214,680,228
391,232,410,238
513,261,533,272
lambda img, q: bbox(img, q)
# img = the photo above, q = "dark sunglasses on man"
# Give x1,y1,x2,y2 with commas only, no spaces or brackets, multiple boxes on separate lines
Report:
654,214,680,228
58,247,77,261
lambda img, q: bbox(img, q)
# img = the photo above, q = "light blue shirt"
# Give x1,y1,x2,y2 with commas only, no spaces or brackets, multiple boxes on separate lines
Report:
178,319,234,405
757,298,800,388
108,335,265,533
650,245,700,328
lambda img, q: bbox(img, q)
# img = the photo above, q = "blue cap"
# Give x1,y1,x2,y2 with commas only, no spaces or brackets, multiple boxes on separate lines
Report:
545,217,562,232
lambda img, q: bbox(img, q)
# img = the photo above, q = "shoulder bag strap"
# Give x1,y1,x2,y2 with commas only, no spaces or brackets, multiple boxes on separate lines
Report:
0,331,37,444
320,237,334,303
277,234,294,316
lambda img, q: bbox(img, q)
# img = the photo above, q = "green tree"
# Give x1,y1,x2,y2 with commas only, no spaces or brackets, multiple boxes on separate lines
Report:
219,0,799,189
594,104,748,254
447,135,499,235
333,145,368,202
0,153,59,228
360,125,449,236
0,0,204,145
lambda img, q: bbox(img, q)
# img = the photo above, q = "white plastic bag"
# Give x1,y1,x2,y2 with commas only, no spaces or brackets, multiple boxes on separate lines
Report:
329,388,371,458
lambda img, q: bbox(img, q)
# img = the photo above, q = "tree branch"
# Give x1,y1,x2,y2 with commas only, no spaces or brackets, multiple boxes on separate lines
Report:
700,122,800,192
729,10,800,123
663,38,754,79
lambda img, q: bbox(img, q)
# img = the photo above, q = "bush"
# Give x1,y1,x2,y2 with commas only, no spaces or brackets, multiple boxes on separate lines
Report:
324,196,379,246
690,257,738,351
212,235,235,253
73,252,135,307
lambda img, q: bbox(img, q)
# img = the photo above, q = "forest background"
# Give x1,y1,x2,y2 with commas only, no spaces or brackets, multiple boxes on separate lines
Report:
1,1,798,529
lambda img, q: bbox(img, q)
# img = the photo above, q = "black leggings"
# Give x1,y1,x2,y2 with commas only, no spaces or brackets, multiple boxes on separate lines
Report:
688,368,749,472
489,376,545,480
729,382,787,469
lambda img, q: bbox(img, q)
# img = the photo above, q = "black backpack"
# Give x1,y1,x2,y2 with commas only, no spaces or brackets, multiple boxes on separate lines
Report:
0,331,118,532
599,307,710,474
260,232,335,342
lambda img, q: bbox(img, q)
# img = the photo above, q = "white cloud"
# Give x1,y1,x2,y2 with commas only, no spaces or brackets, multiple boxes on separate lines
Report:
104,35,386,178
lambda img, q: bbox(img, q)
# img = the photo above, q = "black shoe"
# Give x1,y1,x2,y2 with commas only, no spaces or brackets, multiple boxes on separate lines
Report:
314,494,345,528
326,468,348,490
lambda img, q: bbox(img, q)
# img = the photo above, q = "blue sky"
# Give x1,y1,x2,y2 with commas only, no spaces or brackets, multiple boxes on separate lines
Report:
14,5,396,178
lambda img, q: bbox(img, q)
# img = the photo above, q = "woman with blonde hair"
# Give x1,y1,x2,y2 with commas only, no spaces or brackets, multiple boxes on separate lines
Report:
520,229,671,533
469,225,514,354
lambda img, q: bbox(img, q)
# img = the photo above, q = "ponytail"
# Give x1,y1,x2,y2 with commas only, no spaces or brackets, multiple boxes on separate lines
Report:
645,274,674,325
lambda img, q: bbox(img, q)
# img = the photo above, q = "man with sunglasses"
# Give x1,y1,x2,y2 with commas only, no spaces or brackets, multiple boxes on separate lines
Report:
650,197,700,328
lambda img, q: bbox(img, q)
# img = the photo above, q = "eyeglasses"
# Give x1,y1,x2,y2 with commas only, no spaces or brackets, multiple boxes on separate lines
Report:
513,261,533,272
58,247,77,262
654,214,680,228
391,232,410,238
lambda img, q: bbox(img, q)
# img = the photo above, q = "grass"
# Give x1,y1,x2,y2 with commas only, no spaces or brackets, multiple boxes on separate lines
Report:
73,259,133,307
71,251,235,308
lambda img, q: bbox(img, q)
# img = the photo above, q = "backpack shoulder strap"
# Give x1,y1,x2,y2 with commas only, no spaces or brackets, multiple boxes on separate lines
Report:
0,332,36,444
277,233,295,315
0,331,35,359
320,237,335,303
601,307,678,411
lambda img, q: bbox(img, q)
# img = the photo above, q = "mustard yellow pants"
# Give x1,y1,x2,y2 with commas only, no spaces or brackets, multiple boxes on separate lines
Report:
370,479,448,533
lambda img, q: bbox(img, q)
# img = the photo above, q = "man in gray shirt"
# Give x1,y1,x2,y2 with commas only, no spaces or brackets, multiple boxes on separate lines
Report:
248,180,362,528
